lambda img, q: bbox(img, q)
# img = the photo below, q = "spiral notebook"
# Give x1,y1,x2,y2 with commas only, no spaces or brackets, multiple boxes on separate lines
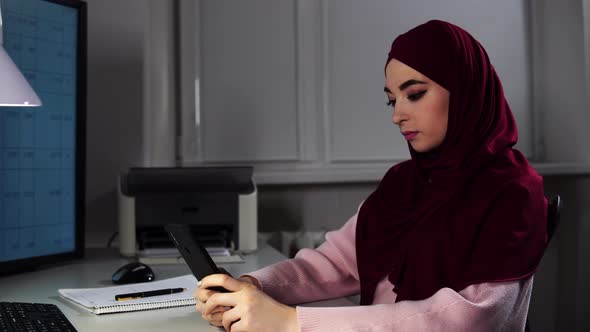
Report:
58,274,198,315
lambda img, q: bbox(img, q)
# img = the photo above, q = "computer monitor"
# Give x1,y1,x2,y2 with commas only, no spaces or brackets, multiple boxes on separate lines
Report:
0,0,86,274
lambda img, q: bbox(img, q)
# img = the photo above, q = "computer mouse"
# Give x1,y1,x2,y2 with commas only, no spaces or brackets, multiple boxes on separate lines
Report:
112,262,155,284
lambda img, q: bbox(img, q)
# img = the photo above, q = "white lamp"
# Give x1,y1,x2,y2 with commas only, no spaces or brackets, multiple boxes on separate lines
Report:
0,4,41,107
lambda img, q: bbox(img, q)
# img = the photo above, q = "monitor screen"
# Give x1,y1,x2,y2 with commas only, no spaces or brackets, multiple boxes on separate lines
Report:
0,0,86,273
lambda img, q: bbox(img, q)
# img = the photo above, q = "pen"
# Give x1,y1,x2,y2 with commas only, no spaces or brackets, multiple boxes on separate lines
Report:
115,287,186,301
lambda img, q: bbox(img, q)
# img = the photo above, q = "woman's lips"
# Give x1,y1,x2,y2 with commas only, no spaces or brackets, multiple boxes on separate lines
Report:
402,131,418,140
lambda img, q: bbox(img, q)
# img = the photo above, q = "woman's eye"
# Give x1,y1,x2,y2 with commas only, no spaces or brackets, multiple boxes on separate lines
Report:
386,100,396,107
408,90,426,101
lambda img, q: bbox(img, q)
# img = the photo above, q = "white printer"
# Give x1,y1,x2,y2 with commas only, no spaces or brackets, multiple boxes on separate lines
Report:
117,167,257,257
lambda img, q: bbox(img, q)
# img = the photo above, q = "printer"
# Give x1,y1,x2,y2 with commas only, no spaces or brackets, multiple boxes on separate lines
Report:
117,166,257,257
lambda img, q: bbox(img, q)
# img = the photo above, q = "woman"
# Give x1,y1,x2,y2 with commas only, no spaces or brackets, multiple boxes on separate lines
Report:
196,20,547,332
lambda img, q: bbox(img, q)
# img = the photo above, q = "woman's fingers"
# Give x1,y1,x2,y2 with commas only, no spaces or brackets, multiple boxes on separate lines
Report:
195,284,232,325
194,288,215,303
197,274,260,326
194,288,217,314
221,307,242,332
208,318,223,327
227,319,247,332
238,275,261,290
200,274,249,293
205,311,224,326
198,306,228,327
203,292,239,315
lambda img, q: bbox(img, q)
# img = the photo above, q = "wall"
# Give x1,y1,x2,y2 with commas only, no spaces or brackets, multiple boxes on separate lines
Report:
258,183,375,233
179,0,534,183
83,0,376,247
528,176,590,331
532,0,590,162
529,0,590,330
84,0,146,247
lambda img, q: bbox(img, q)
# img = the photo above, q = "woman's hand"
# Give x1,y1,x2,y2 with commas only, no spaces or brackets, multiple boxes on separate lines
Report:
200,274,300,332
194,275,258,327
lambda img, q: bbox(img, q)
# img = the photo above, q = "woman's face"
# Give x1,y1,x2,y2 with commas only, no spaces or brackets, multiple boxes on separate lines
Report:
385,58,450,153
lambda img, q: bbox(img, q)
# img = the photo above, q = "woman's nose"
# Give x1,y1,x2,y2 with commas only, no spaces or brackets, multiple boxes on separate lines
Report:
392,106,405,125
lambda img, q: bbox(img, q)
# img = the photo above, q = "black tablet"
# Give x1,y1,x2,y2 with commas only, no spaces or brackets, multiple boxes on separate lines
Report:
164,224,230,292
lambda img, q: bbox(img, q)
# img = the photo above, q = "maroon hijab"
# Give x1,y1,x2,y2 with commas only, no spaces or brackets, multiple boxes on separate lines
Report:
356,20,547,304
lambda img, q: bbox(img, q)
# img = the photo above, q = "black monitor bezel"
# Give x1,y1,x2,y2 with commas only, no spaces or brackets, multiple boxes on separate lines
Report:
0,0,87,275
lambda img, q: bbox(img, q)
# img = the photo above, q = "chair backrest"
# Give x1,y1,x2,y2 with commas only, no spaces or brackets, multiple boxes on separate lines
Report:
546,194,562,242
525,193,563,332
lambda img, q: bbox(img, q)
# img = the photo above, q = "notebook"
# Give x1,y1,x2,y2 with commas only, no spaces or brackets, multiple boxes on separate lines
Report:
58,274,198,315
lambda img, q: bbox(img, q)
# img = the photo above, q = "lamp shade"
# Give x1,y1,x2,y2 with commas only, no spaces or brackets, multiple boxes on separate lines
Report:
0,4,41,107
0,46,42,106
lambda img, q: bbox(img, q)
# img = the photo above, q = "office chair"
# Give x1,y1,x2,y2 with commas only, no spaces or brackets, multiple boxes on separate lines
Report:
524,193,562,332
545,194,562,242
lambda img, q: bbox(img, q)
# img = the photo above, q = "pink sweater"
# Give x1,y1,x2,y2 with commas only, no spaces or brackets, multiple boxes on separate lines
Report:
247,211,532,331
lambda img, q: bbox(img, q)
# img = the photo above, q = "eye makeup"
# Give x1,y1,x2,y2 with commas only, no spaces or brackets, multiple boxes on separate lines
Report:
385,90,426,108
407,90,427,101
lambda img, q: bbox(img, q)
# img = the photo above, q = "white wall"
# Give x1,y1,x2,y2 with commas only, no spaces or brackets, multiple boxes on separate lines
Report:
179,0,535,184
84,0,147,246
532,0,590,162
527,3,590,328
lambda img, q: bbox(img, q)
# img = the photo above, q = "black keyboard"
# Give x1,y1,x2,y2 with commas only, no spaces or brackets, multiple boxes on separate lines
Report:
0,302,77,332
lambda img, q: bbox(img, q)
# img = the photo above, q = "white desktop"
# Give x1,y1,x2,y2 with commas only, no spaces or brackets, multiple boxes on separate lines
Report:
0,242,354,332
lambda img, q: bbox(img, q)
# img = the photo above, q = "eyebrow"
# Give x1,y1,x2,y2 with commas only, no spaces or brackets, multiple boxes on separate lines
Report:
384,79,427,94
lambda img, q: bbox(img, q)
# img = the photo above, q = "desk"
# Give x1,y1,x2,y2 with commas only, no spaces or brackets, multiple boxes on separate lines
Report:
0,242,354,331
